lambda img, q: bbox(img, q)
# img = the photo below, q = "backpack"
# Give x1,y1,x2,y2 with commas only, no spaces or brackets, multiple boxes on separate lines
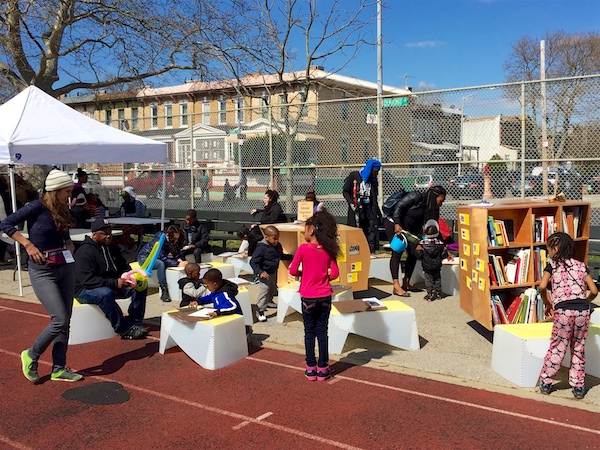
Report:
382,189,406,218
247,225,264,256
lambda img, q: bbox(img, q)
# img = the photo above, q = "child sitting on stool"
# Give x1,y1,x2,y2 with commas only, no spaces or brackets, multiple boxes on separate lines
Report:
178,265,250,336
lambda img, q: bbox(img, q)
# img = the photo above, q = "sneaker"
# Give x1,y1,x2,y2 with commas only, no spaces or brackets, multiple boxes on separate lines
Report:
250,276,260,285
266,301,278,308
20,350,39,382
160,292,171,303
121,324,147,340
572,386,586,399
134,324,149,334
539,382,553,395
423,293,433,302
305,365,317,381
317,366,331,381
257,311,267,322
51,368,83,382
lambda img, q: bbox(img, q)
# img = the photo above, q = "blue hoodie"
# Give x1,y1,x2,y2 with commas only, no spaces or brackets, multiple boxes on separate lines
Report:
359,158,381,185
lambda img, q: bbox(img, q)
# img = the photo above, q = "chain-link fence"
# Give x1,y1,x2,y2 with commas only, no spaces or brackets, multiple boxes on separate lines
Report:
38,74,600,227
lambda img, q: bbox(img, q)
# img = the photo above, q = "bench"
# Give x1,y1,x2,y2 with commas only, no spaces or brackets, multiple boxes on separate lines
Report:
208,211,256,248
491,321,600,387
159,312,248,370
409,259,460,296
276,282,354,323
69,298,131,345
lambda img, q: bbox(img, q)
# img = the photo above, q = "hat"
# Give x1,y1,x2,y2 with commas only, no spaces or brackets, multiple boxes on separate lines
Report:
120,186,136,199
91,217,112,233
423,219,440,238
45,170,73,192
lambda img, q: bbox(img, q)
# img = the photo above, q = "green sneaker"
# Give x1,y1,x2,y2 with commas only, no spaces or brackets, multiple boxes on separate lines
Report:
51,368,83,382
21,350,39,382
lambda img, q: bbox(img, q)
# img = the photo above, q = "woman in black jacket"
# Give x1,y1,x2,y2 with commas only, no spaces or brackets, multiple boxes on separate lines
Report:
250,189,286,224
388,185,447,293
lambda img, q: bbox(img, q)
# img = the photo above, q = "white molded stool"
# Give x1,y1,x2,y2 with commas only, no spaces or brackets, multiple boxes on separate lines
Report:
69,298,130,345
223,256,253,276
159,313,248,369
328,300,420,354
236,286,253,326
276,282,354,323
369,256,395,283
409,260,459,296
491,323,600,387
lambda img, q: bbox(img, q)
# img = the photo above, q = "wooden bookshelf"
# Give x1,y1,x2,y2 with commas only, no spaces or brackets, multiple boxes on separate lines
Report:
457,200,590,331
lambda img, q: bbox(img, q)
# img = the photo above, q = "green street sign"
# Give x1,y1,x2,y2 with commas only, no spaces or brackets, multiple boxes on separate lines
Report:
383,97,408,107
228,129,240,135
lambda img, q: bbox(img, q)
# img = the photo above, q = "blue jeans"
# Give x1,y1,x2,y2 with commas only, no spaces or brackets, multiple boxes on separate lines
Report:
28,264,75,372
301,295,331,368
138,258,166,285
77,286,147,334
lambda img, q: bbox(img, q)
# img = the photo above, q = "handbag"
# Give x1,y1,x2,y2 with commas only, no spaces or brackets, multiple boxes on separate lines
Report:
44,248,67,267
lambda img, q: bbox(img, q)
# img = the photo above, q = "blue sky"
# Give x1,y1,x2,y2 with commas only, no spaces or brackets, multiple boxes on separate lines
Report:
335,0,600,90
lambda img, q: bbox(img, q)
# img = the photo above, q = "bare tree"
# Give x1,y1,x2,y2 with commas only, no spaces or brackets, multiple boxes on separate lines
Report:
503,30,600,162
0,0,267,97
233,0,378,208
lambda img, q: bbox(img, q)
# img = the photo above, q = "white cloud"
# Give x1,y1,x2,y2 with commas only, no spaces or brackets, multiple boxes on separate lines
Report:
405,41,444,48
417,80,436,91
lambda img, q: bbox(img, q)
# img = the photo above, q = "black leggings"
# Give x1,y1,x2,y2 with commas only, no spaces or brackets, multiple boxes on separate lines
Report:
385,220,418,281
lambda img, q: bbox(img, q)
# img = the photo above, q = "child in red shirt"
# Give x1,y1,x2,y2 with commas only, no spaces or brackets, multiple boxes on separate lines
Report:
289,210,340,381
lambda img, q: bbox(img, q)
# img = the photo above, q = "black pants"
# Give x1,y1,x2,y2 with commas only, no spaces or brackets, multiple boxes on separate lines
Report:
423,270,442,295
301,296,331,368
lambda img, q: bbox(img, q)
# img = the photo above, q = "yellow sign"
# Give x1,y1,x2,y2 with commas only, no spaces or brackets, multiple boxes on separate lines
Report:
459,213,470,226
476,258,485,272
462,243,470,256
461,228,470,241
478,277,486,291
297,201,314,222
350,262,362,272
466,277,472,290
460,258,467,271
338,244,347,263
347,272,358,283
472,243,480,256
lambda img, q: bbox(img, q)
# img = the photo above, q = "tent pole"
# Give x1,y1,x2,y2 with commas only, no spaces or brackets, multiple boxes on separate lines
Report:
8,165,23,297
161,166,166,231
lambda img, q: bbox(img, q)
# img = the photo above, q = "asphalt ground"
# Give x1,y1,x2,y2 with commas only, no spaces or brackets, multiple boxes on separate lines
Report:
1,297,599,449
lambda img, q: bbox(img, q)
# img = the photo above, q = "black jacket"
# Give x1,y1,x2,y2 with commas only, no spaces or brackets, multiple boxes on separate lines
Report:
254,201,286,224
250,239,292,280
391,191,425,234
74,236,131,295
415,237,448,273
342,170,380,227
180,219,210,252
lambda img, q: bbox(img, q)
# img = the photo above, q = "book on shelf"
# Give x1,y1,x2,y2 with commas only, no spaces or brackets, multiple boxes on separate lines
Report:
505,294,523,323
491,295,509,324
488,262,498,286
493,221,504,246
487,216,497,246
490,297,500,325
505,258,518,284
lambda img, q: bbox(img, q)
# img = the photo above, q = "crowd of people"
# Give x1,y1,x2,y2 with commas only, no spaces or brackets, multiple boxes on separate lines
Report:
1,162,595,399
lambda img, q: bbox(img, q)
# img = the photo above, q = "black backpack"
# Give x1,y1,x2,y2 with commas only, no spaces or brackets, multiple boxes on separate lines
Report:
382,189,406,218
247,225,264,256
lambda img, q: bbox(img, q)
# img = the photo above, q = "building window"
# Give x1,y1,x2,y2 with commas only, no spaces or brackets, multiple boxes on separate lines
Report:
165,103,173,128
202,101,210,125
131,107,139,131
279,94,288,120
180,102,188,126
219,98,227,124
261,96,269,119
105,109,112,126
118,109,127,130
236,97,244,123
150,104,158,128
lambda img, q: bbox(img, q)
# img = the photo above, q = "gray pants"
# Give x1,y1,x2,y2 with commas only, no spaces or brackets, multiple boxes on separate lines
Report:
28,264,75,372
423,270,442,296
256,273,278,312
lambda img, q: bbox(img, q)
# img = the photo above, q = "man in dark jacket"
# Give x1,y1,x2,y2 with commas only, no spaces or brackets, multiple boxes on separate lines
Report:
74,218,148,340
180,209,211,263
342,158,382,253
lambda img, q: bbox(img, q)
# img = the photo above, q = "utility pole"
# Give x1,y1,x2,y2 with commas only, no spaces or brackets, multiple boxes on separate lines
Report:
376,0,383,211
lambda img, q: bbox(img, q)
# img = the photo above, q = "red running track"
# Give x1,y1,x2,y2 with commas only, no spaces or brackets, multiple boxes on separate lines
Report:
0,297,599,450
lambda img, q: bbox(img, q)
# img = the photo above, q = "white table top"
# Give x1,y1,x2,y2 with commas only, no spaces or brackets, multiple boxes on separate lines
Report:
1,228,122,244
101,217,168,226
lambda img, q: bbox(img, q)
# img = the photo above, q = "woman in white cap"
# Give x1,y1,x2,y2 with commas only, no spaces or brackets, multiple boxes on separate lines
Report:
0,169,83,383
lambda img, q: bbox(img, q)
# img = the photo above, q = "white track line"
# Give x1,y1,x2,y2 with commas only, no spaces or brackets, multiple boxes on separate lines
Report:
0,349,363,450
233,411,273,430
0,435,34,450
247,357,600,436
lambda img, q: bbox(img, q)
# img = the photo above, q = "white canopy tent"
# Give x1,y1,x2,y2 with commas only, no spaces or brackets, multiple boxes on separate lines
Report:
0,86,168,295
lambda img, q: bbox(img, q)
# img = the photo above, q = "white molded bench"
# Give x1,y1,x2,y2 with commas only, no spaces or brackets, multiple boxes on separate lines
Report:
409,259,459,296
159,313,248,370
369,256,395,283
222,255,253,277
491,322,600,387
276,282,354,323
329,300,420,354
69,298,130,345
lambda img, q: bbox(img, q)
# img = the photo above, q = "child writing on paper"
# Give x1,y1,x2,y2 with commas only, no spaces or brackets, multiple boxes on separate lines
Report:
415,220,454,302
236,225,250,256
288,211,340,381
538,232,597,399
